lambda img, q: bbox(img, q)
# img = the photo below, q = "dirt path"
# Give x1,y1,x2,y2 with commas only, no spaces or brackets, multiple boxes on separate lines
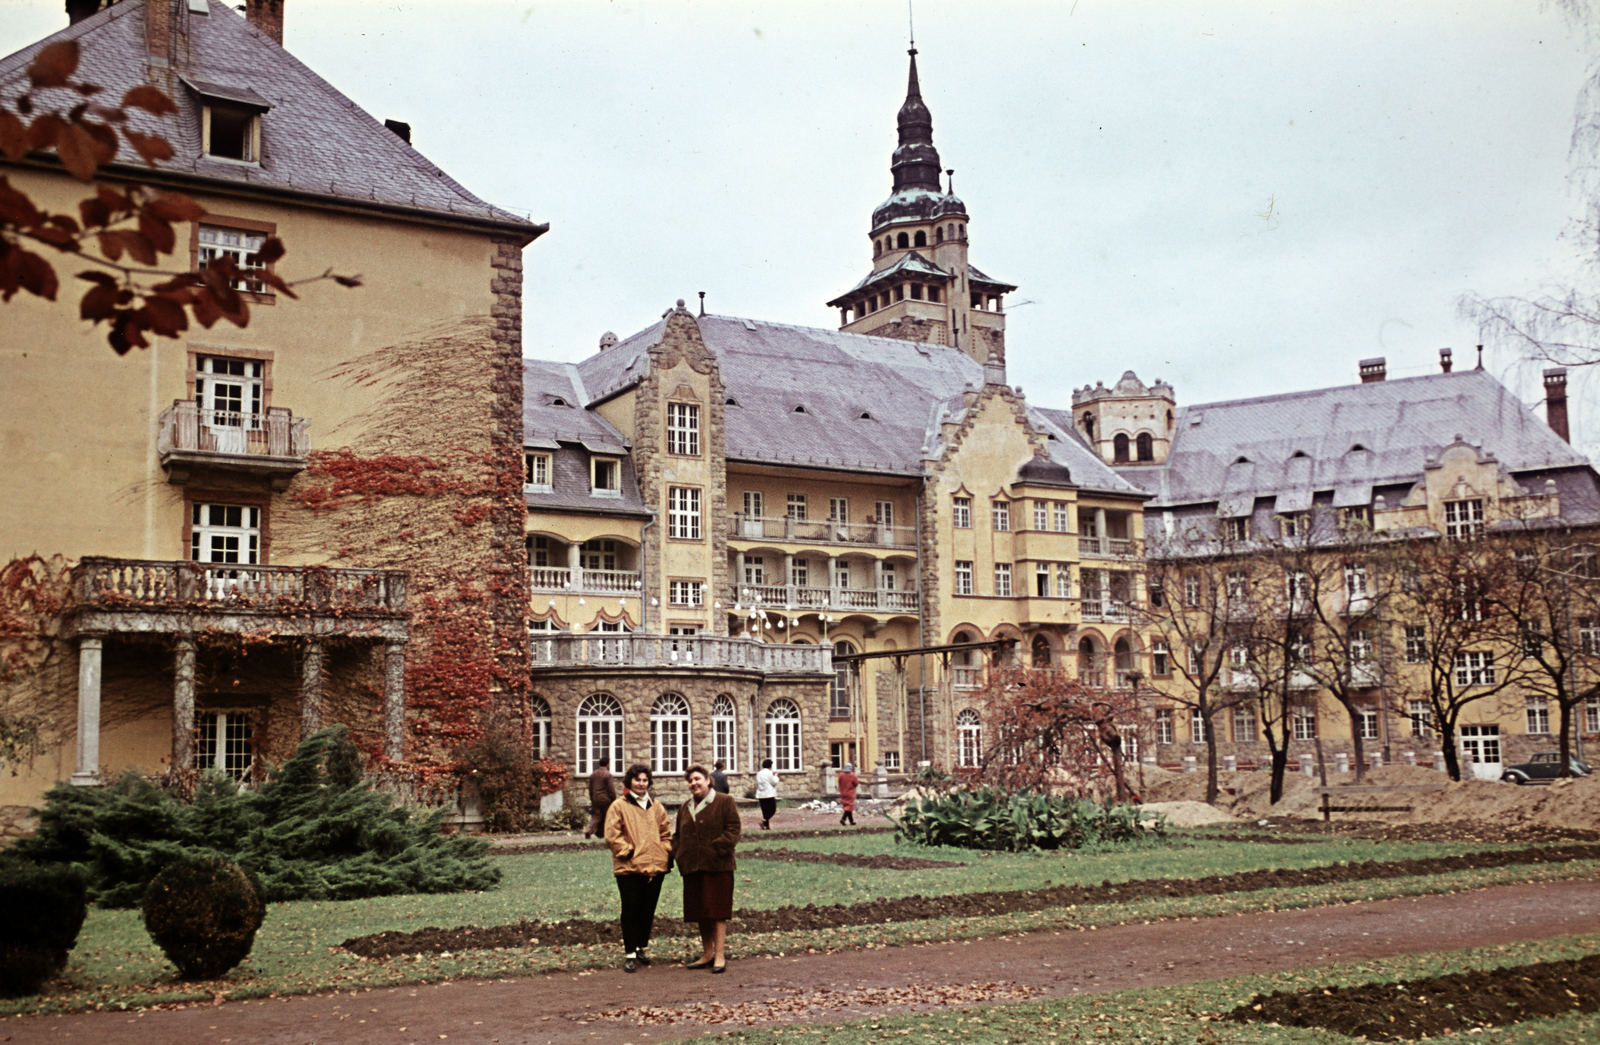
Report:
3,878,1597,1045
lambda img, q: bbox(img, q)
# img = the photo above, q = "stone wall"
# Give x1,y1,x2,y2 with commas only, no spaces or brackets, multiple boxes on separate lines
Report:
0,805,38,845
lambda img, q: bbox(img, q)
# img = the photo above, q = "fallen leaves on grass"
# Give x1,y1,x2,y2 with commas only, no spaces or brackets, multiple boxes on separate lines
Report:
596,981,1042,1026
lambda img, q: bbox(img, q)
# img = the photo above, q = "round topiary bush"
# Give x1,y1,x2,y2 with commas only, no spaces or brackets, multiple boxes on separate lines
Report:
0,859,89,998
142,855,265,980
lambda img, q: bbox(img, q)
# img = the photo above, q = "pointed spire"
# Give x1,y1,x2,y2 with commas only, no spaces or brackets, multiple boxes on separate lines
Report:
892,48,942,194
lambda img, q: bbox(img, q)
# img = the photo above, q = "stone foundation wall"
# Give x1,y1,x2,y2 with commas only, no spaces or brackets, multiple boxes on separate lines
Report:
0,805,38,844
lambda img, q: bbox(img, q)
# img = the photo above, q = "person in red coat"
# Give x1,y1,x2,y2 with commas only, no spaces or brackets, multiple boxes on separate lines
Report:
836,762,859,826
672,764,741,973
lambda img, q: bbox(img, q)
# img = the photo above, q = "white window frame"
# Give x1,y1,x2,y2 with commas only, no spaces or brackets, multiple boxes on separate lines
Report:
1404,625,1427,664
530,696,552,757
190,503,261,566
1526,695,1551,735
1033,500,1049,531
743,555,765,586
524,451,551,490
197,710,254,781
786,493,808,520
1444,498,1484,538
1035,563,1051,597
194,354,264,432
712,694,737,771
952,496,971,529
1155,708,1174,746
1052,501,1070,533
197,224,267,292
650,694,691,774
1224,516,1249,542
576,693,624,775
791,559,809,588
591,457,621,497
830,641,854,718
669,580,704,606
1454,650,1495,687
954,560,973,596
1055,562,1072,598
1586,695,1600,735
957,708,982,768
764,698,802,772
994,563,1013,597
1151,640,1171,677
668,486,702,539
1356,706,1379,741
666,402,700,456
1292,707,1318,741
1191,709,1208,744
580,538,616,572
1409,699,1434,739
992,500,1010,532
1232,705,1256,743
828,497,850,525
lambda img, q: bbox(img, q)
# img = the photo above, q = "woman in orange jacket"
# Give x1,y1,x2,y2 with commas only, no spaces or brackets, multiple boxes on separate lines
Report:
604,763,672,972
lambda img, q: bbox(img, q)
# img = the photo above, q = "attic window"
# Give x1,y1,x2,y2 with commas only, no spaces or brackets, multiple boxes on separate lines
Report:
1290,450,1309,459
1349,443,1368,452
859,411,873,420
725,397,738,406
793,405,807,414
1233,455,1251,465
185,79,272,165
550,397,567,407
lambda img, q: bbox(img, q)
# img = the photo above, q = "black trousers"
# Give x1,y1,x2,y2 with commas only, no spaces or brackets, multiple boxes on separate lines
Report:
759,797,777,822
615,872,665,954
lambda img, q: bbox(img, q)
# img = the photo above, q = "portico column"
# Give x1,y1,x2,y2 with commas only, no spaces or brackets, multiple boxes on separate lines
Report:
1095,508,1108,554
70,634,104,786
783,553,794,602
172,635,196,772
567,543,583,592
300,640,324,739
383,642,407,761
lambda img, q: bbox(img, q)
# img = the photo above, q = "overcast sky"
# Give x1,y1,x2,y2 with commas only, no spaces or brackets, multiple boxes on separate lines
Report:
4,0,1595,455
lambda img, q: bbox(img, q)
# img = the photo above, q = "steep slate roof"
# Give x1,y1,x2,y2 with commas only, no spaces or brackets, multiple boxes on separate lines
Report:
521,360,646,516
563,313,1141,495
1108,368,1593,510
0,0,542,234
826,250,951,305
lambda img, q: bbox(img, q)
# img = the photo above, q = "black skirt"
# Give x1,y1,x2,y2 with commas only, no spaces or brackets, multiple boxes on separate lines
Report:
681,870,735,921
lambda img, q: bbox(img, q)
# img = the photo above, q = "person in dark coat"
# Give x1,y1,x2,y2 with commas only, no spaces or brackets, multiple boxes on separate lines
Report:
584,757,617,839
836,762,859,826
710,760,730,795
672,763,741,973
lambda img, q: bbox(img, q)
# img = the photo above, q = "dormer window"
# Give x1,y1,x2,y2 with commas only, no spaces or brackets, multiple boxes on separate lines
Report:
184,78,272,165
591,457,621,497
524,452,551,491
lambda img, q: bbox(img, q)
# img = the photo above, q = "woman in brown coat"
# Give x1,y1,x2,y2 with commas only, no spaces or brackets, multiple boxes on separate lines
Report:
672,764,741,973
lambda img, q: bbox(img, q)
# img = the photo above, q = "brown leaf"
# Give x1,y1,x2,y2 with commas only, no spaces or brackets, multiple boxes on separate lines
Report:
79,194,111,229
143,293,188,336
55,121,102,180
96,185,130,212
333,274,363,288
0,177,42,227
253,269,298,300
191,286,224,328
119,229,157,266
27,112,64,152
120,84,177,117
126,129,173,167
16,247,58,301
28,223,75,248
251,236,286,266
79,280,118,321
0,110,27,162
46,213,80,236
139,209,175,255
96,230,124,262
145,192,204,223
27,41,80,90
109,308,149,354
75,270,117,287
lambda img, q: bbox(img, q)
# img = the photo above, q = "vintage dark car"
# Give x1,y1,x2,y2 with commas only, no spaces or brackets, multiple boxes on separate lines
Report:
1500,751,1593,784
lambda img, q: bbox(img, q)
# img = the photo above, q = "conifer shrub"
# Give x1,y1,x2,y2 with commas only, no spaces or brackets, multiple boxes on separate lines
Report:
142,855,265,980
0,859,88,997
16,726,501,905
891,787,1165,852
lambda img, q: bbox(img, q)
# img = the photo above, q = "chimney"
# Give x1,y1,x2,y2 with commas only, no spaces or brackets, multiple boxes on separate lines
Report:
383,119,411,143
982,348,1007,388
146,0,171,67
1359,357,1386,383
245,0,283,45
66,0,104,25
1439,348,1453,373
1544,367,1570,443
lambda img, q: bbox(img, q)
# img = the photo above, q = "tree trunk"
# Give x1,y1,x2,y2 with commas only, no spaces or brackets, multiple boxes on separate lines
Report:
1439,722,1463,781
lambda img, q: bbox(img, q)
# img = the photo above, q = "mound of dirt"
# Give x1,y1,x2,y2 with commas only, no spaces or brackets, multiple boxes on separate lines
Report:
1140,801,1236,827
742,848,962,870
340,842,1600,959
1229,953,1600,1041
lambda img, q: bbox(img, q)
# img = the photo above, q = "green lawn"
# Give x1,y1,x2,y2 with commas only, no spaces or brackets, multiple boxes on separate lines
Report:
677,932,1600,1045
3,830,1594,1016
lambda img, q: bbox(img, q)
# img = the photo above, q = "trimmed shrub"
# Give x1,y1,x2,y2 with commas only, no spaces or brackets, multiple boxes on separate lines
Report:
143,855,265,980
16,726,501,906
454,719,569,833
0,860,88,997
891,787,1165,852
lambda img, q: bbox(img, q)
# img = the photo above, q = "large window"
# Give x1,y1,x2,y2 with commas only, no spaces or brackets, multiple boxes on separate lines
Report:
1052,501,1070,532
1526,696,1551,735
1232,705,1256,743
197,225,268,292
530,696,552,757
957,709,982,768
195,355,263,431
954,560,973,596
524,452,551,489
1586,695,1600,735
669,580,704,606
831,641,854,718
1454,651,1495,687
190,503,260,567
1191,710,1208,744
650,694,691,773
576,693,623,774
1580,618,1600,656
991,500,1010,532
712,694,737,771
994,563,1013,597
1151,640,1171,677
1155,708,1174,746
580,539,616,571
1444,498,1484,538
1409,700,1434,739
1460,724,1501,766
1292,707,1317,741
786,493,807,520
666,402,700,455
1356,706,1379,741
1033,501,1048,530
668,486,702,539
591,457,621,496
198,711,254,781
951,496,971,529
1404,625,1427,664
764,699,802,771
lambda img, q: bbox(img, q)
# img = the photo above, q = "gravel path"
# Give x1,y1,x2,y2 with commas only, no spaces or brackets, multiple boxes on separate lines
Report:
3,878,1597,1045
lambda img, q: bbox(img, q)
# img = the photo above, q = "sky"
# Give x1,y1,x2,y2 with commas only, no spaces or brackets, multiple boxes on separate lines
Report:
3,0,1596,455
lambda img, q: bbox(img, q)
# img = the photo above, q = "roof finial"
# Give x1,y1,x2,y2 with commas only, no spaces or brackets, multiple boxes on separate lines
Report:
908,0,916,54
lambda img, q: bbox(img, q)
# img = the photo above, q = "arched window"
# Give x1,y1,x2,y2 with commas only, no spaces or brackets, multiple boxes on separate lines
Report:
1082,414,1095,441
1114,638,1135,689
651,693,690,773
935,225,944,243
831,640,854,718
712,694,737,771
530,695,552,758
1078,638,1103,688
1136,432,1154,462
764,698,802,771
896,231,909,249
873,238,881,257
914,230,927,247
948,223,956,240
576,693,623,774
1031,635,1052,668
957,709,982,767
1113,433,1130,463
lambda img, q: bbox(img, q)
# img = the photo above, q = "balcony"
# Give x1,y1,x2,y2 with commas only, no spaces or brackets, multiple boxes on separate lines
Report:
729,514,916,550
1080,598,1133,623
528,567,642,594
529,633,830,675
1080,536,1139,559
734,584,920,614
951,666,983,689
68,557,408,639
157,401,310,489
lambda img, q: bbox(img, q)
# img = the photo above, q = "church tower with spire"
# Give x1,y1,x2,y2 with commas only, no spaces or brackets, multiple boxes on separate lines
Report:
827,47,1016,365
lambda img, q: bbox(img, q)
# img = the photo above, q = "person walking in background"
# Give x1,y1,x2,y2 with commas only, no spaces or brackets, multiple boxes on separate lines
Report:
604,764,671,972
673,764,741,974
585,756,617,839
710,760,730,795
755,758,779,830
837,762,858,826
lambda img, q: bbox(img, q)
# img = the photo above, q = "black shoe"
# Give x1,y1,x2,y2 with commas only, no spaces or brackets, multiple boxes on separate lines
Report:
624,957,638,973
636,952,651,966
685,958,714,970
711,959,727,974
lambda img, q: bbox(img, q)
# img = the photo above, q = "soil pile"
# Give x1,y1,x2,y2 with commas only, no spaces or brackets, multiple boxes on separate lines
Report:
1141,762,1600,835
1229,953,1600,1041
340,842,1600,959
741,848,962,870
1139,800,1236,827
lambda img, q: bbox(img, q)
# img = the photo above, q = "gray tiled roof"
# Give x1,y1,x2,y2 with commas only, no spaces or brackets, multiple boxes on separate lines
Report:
827,251,951,305
522,360,647,516
0,1,542,234
1115,368,1593,510
1028,409,1149,497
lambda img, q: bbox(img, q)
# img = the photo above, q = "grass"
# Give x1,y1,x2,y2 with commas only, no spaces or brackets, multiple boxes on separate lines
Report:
671,932,1600,1045
2,830,1595,1016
